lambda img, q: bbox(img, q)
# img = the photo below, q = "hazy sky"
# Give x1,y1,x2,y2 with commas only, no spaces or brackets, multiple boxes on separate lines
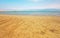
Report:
0,0,60,10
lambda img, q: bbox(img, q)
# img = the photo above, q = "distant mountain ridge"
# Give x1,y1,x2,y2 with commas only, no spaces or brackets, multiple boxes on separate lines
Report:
0,9,60,11
24,9,60,12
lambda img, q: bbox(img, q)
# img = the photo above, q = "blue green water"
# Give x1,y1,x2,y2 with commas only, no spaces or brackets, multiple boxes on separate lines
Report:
0,11,60,16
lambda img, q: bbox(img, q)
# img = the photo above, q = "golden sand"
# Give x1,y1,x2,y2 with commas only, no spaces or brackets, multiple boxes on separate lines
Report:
0,15,60,38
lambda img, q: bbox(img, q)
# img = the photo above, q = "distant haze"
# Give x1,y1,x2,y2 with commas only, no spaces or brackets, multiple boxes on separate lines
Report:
0,0,60,11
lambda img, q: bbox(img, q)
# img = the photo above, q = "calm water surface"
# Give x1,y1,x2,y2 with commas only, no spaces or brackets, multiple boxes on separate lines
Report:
0,11,60,16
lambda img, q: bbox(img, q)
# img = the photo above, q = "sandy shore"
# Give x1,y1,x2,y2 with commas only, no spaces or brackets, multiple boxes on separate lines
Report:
0,15,60,38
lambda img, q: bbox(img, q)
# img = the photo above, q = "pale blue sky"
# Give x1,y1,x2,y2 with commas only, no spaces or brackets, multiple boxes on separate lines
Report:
0,0,60,11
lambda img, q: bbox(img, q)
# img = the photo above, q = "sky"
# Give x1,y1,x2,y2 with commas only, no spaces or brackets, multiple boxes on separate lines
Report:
0,0,60,11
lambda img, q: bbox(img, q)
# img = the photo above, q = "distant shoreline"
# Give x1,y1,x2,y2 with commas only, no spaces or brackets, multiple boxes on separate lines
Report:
0,14,60,17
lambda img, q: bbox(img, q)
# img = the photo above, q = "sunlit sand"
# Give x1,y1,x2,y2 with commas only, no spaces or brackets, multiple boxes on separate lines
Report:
0,15,60,38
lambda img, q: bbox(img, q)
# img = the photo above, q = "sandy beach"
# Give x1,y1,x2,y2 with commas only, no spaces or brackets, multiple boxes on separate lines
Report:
0,15,60,38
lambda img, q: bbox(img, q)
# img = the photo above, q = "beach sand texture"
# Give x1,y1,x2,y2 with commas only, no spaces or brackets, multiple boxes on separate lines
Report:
0,15,60,38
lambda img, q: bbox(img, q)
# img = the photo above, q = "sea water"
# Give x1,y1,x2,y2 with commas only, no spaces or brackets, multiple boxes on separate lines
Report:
0,11,60,16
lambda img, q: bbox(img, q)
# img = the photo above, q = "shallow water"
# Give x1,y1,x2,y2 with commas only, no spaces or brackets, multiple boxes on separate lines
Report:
0,11,60,16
